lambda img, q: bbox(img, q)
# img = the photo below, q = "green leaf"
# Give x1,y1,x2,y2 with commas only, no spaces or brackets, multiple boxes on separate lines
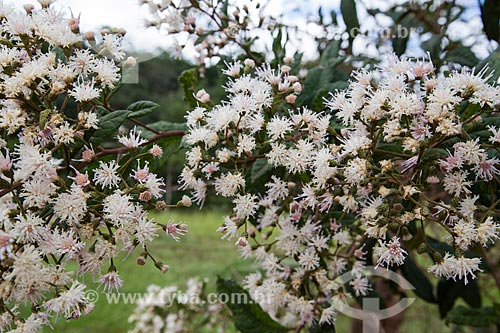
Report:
144,135,183,172
127,100,160,118
437,279,481,318
216,277,288,333
446,46,480,67
476,46,500,84
446,305,500,327
392,35,409,57
422,35,442,60
51,46,67,63
178,68,199,109
272,28,285,62
340,0,360,49
401,256,437,303
91,110,130,145
145,121,187,136
309,321,336,333
250,158,272,185
480,0,500,41
320,40,341,66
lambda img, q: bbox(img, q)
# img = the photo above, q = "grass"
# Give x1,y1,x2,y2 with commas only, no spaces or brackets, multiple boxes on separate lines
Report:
45,210,253,333
43,210,489,333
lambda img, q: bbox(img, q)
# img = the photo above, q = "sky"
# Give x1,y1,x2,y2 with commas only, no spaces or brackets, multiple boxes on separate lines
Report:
11,0,492,61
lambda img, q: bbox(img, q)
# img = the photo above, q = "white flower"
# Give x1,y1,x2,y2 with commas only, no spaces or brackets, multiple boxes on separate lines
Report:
144,174,165,199
165,222,187,242
475,216,500,246
52,185,89,225
69,78,100,102
344,157,368,184
214,172,245,197
233,194,259,220
442,170,472,197
103,191,134,225
428,253,482,285
374,237,407,267
298,247,320,271
100,34,125,60
350,275,371,297
44,281,88,317
94,160,120,189
218,216,238,240
266,116,293,141
117,126,147,148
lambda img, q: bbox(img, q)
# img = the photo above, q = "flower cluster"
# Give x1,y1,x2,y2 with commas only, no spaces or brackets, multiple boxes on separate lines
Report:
140,0,284,72
0,2,184,331
128,277,230,333
181,55,500,328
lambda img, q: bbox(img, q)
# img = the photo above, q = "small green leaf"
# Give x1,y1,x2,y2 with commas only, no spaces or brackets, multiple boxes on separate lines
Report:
446,46,480,67
179,68,199,109
216,277,288,333
127,100,160,118
340,0,360,49
437,279,481,318
145,121,187,136
272,28,285,62
476,46,500,84
309,321,336,333
422,35,442,60
446,305,500,327
401,255,437,303
320,40,341,65
250,158,272,185
480,0,500,41
51,46,67,63
91,110,130,145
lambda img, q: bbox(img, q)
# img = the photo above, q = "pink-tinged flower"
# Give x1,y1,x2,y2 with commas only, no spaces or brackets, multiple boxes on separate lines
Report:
69,166,90,187
0,231,13,259
165,222,187,242
132,161,150,183
374,237,407,267
149,144,163,157
99,271,123,292
0,149,12,181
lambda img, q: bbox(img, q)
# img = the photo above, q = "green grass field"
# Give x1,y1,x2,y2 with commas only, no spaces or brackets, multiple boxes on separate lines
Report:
44,210,468,333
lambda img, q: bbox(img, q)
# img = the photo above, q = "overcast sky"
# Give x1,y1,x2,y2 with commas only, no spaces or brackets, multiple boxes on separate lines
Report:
11,0,490,60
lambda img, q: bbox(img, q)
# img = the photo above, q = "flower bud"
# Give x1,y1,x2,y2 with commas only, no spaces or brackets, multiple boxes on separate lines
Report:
155,261,170,273
244,59,255,68
281,65,291,74
195,89,211,103
136,255,147,266
156,200,167,210
177,195,192,207
285,94,297,104
139,190,152,202
123,56,137,68
68,17,80,33
235,236,248,247
37,0,55,7
149,144,163,158
292,82,302,93
84,31,96,43
23,4,34,14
